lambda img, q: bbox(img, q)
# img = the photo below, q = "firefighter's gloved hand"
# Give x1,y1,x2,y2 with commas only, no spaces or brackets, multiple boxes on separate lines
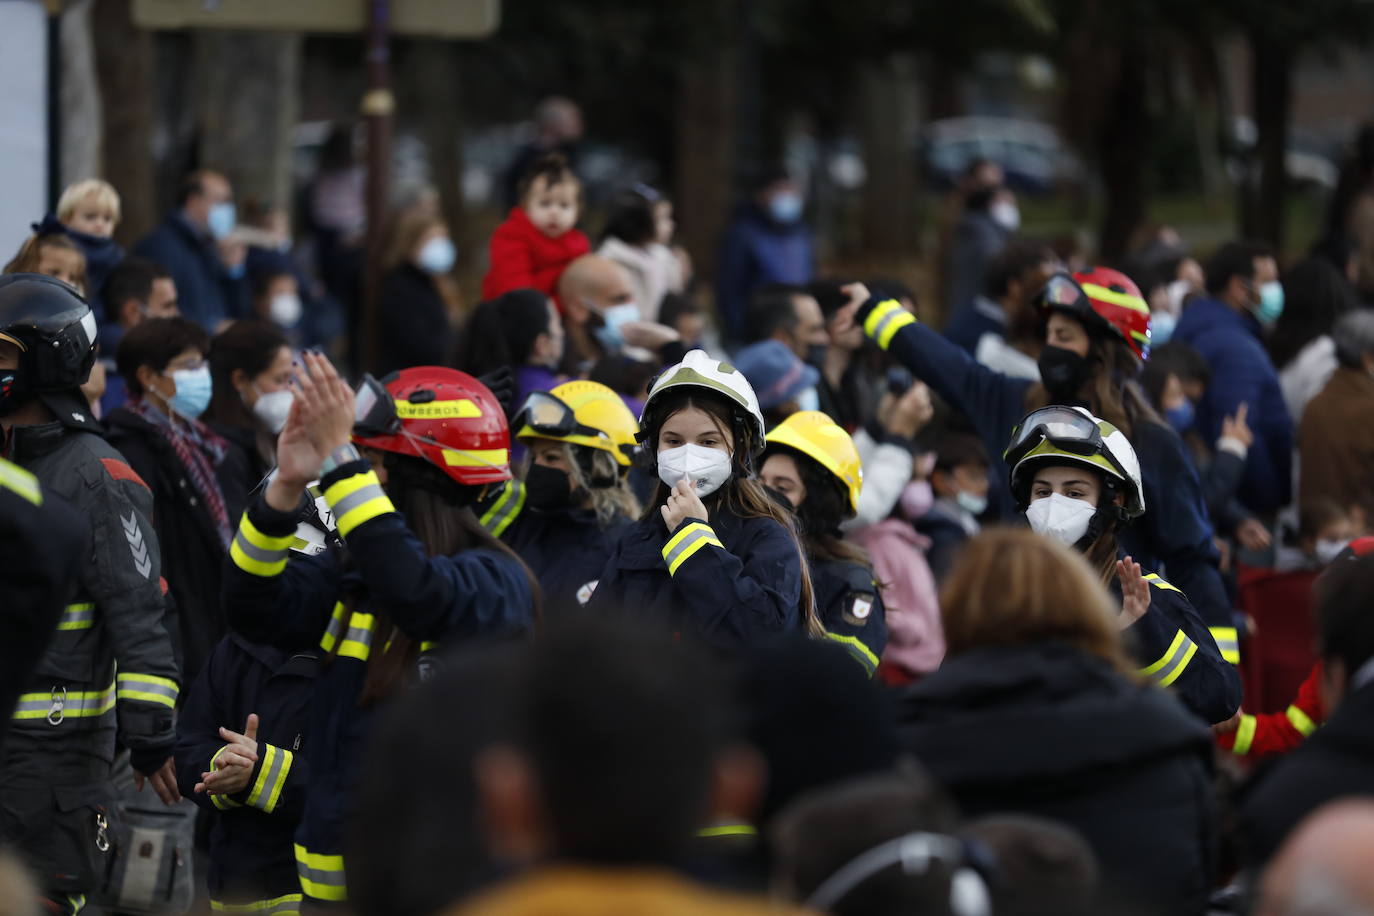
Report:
130,742,174,777
478,367,515,419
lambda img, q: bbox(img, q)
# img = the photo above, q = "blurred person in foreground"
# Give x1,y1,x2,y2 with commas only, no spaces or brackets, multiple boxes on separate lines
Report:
441,621,788,916
717,168,814,347
854,273,1241,665
1254,800,1374,916
1240,548,1374,867
894,528,1217,915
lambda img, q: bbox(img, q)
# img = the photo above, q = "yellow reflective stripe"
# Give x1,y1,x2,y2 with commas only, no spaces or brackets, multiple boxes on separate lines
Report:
1138,629,1198,687
210,893,302,913
230,514,295,577
294,845,346,902
335,612,377,662
67,895,85,914
1286,703,1318,737
824,631,880,676
11,680,117,720
1231,713,1258,755
441,447,509,469
318,602,348,653
246,744,293,813
419,641,438,653
116,672,179,708
862,299,917,350
323,471,394,537
1081,282,1149,314
0,458,42,505
57,602,95,631
662,522,723,576
479,480,525,537
697,823,758,838
211,792,241,811
1142,573,1182,594
1210,626,1241,664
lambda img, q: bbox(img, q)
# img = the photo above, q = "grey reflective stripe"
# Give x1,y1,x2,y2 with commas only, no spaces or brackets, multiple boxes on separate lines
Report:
59,604,94,629
664,526,715,571
869,307,904,343
1146,634,1197,687
1213,634,1239,654
296,862,345,889
12,684,116,720
249,746,289,809
322,605,346,647
232,529,289,566
116,675,179,703
329,484,386,521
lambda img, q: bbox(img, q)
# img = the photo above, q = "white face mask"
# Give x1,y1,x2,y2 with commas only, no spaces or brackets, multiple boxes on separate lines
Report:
1025,492,1097,547
251,387,294,434
990,200,1021,232
1315,538,1350,566
657,443,733,498
269,292,303,327
795,387,820,413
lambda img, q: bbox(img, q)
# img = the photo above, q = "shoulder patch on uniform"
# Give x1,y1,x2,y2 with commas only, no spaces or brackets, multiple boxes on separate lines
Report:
101,457,149,490
842,591,876,627
576,580,599,606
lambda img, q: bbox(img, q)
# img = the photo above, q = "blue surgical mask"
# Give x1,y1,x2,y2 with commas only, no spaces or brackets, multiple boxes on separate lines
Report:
208,202,236,240
768,191,803,224
1165,400,1195,434
1255,281,1284,325
955,490,988,516
795,387,820,412
417,236,456,275
1150,310,1177,346
168,366,212,420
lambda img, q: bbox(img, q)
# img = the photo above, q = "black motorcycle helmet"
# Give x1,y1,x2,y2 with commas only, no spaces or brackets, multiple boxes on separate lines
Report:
0,273,98,392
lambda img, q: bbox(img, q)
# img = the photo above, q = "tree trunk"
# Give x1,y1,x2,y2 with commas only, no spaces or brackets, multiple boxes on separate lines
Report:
58,0,101,192
1249,32,1291,250
193,31,301,213
1095,30,1151,262
674,0,739,291
92,0,155,245
858,55,920,256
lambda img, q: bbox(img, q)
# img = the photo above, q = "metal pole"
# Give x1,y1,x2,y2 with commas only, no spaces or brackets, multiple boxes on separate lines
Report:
360,0,393,375
46,6,61,211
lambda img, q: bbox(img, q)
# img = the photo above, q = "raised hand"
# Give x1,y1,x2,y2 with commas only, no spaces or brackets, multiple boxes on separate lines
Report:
661,477,708,532
1115,556,1151,630
195,714,260,797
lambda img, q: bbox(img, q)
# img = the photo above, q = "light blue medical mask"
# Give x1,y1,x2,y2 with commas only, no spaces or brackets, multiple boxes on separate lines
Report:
208,202,237,241
417,236,457,275
955,490,988,516
768,191,803,224
168,366,212,420
795,387,820,413
1150,310,1177,346
1254,281,1284,325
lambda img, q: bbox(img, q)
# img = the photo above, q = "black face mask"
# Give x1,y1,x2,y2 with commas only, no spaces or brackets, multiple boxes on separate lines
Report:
524,462,574,511
805,343,828,368
1037,346,1092,401
0,370,27,417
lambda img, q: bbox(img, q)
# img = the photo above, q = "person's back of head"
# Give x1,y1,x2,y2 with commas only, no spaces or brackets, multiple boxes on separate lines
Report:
940,528,1127,670
963,815,1098,916
601,187,657,248
1316,549,1374,708
457,290,555,378
102,256,158,326
1272,258,1359,369
479,619,740,868
984,239,1056,303
745,284,804,345
1257,800,1374,916
770,768,971,916
1331,309,1374,371
1139,340,1210,410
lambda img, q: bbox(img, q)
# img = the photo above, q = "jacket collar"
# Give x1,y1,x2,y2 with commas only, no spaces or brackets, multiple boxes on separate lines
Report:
5,419,72,462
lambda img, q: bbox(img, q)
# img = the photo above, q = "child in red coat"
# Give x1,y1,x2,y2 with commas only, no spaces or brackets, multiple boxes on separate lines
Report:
481,154,590,305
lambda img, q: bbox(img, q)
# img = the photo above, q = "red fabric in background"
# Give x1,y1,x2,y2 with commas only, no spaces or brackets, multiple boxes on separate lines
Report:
1236,564,1319,714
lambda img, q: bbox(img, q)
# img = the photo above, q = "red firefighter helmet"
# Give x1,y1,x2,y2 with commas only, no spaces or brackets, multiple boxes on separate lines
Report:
1036,267,1152,361
352,366,511,486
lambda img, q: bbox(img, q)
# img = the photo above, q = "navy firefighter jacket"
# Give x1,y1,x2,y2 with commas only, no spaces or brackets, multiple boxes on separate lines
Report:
222,458,534,907
588,509,804,650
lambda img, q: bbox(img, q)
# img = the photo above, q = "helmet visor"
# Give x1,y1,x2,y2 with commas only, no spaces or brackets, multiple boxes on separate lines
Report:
353,374,401,437
1039,272,1088,311
513,391,602,441
1005,406,1102,463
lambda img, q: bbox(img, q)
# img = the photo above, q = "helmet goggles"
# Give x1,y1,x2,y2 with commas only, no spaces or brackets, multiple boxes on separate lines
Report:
1039,272,1089,312
1004,405,1128,482
353,374,402,437
513,391,604,443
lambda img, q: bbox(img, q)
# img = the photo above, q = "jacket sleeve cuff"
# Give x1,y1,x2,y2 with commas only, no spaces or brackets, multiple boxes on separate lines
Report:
233,497,299,578
321,466,396,538
662,518,722,576
860,298,918,350
244,742,294,813
1216,436,1248,459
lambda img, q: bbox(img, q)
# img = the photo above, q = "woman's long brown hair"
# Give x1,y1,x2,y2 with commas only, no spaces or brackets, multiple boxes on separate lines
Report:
641,394,822,637
329,454,542,706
